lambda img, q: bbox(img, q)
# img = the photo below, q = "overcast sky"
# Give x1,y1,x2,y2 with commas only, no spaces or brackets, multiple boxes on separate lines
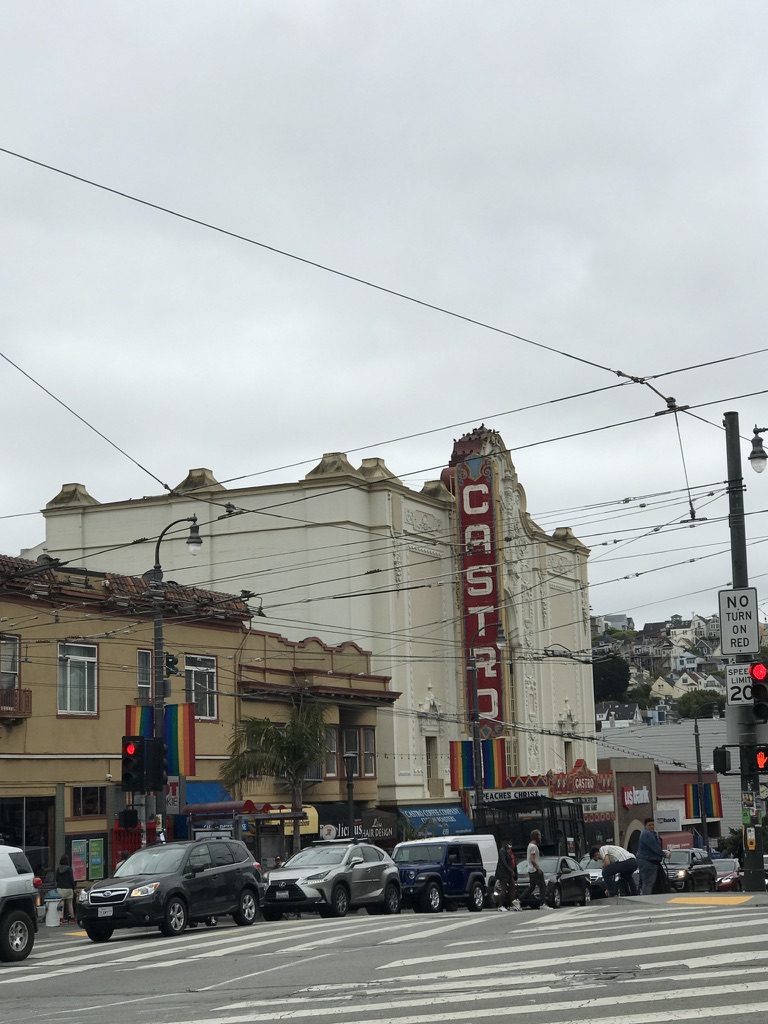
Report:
3,2,768,633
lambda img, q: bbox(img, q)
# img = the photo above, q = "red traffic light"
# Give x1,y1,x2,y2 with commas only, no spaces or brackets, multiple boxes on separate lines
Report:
749,662,768,682
754,745,768,772
124,740,136,756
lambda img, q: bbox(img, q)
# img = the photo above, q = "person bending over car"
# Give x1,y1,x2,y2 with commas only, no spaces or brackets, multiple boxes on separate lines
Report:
590,844,639,897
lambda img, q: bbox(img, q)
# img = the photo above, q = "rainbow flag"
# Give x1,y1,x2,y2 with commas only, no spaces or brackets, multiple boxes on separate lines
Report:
164,703,196,777
684,782,723,819
482,738,506,789
125,704,154,737
449,740,474,790
449,738,507,790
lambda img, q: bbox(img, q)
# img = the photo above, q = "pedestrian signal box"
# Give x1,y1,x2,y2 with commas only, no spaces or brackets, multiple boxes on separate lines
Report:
749,662,768,722
752,745,768,773
713,746,731,774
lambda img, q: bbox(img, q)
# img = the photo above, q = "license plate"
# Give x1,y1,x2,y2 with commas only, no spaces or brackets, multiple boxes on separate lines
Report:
98,906,113,917
275,891,289,900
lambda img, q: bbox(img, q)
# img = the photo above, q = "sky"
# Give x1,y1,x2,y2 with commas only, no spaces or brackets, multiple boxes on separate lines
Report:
2,2,768,632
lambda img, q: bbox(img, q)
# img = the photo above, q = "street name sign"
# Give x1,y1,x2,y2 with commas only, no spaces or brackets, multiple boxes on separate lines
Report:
719,587,760,655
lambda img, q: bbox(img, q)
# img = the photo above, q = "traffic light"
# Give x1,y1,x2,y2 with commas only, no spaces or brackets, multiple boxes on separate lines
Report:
749,661,768,721
751,745,768,773
713,746,731,774
145,737,169,792
165,653,180,677
121,736,147,792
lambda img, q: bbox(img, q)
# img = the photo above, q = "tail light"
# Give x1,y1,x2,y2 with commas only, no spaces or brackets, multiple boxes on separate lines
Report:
33,876,43,889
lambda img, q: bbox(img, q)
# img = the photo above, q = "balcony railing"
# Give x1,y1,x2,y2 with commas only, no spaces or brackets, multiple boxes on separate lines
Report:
0,688,32,718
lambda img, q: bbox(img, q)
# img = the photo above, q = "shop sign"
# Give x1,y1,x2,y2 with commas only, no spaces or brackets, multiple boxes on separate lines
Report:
474,786,550,803
621,785,650,810
457,457,505,732
655,809,681,831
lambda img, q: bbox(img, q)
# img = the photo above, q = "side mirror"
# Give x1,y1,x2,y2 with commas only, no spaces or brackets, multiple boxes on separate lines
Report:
349,854,364,866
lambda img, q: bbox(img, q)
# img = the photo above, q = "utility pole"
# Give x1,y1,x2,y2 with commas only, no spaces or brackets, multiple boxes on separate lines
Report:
724,411,764,892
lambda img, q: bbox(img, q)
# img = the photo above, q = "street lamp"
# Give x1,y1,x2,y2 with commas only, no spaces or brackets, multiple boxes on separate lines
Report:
147,516,203,823
724,411,767,891
342,751,358,839
692,701,722,854
468,622,507,829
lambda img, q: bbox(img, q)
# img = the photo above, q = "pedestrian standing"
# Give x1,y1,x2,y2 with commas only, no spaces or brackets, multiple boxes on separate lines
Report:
590,844,639,896
55,854,76,924
636,818,669,895
493,840,520,911
519,829,546,909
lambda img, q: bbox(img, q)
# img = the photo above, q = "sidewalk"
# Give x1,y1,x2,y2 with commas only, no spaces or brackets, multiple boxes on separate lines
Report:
604,891,768,908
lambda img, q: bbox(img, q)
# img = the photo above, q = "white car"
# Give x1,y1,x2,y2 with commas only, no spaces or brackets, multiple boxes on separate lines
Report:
0,845,42,962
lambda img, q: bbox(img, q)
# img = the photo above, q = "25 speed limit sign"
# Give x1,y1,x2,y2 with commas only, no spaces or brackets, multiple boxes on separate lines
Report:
727,664,753,705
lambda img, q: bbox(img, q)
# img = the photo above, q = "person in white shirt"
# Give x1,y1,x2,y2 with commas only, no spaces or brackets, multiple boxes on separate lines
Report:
590,843,639,896
519,829,545,908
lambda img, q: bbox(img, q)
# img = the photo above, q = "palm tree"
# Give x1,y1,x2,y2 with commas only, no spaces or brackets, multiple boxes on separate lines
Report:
220,696,328,853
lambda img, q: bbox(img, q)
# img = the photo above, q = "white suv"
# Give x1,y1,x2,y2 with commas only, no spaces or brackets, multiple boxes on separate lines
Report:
0,845,41,962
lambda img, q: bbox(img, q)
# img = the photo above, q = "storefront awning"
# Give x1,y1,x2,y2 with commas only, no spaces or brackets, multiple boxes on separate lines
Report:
398,805,474,837
185,781,231,805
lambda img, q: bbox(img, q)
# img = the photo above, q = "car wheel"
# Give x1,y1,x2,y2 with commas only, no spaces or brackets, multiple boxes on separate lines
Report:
683,879,694,893
233,888,258,927
549,885,562,909
261,907,284,922
84,923,114,944
159,896,187,936
0,910,35,962
580,885,591,907
420,881,444,914
466,881,485,912
708,877,717,892
329,884,349,918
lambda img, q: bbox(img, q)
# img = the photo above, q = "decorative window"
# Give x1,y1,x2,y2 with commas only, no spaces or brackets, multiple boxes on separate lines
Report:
57,643,97,715
324,726,338,778
137,650,152,702
72,786,106,817
362,727,376,777
185,655,217,720
0,636,19,689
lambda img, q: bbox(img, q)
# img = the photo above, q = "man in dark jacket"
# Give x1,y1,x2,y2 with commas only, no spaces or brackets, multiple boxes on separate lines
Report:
494,840,519,911
636,818,668,894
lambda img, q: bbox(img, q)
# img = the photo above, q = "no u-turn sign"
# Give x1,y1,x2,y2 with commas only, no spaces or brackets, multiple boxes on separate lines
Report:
718,587,760,656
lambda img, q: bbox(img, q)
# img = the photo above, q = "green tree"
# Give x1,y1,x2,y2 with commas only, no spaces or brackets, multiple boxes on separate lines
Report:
220,695,328,853
675,689,726,719
626,681,658,711
592,653,631,703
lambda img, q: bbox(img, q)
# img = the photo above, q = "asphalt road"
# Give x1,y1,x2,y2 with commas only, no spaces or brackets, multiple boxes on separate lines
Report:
3,893,767,1024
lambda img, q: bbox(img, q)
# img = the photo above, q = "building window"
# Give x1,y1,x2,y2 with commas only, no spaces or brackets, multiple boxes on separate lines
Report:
425,735,437,781
185,655,217,720
362,727,376,777
72,787,106,817
343,728,360,777
57,643,97,715
324,726,338,778
0,636,19,689
137,650,152,702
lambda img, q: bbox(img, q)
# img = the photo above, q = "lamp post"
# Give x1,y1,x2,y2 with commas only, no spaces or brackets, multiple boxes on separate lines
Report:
724,411,767,892
692,701,722,854
468,623,507,830
342,752,358,839
147,516,203,823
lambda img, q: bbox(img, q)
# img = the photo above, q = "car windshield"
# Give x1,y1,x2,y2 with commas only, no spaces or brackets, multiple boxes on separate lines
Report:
114,847,187,876
283,847,348,867
537,857,560,874
580,858,603,870
667,851,692,866
393,844,446,864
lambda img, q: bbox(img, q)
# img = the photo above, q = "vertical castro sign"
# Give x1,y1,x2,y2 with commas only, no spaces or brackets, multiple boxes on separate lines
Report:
718,587,760,655
457,456,506,734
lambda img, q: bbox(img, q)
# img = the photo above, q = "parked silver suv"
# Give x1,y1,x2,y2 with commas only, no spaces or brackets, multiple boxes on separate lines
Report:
262,839,401,919
0,845,41,962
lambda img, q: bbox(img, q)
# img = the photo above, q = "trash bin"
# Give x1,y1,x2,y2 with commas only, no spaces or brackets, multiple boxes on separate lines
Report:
45,889,62,927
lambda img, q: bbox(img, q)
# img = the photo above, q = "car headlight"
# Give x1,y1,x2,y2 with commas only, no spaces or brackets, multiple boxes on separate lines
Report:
406,869,417,882
302,871,330,883
129,882,161,898
676,870,686,879
78,889,90,904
